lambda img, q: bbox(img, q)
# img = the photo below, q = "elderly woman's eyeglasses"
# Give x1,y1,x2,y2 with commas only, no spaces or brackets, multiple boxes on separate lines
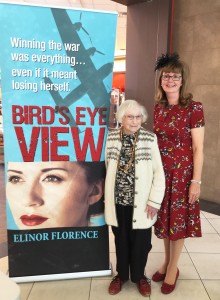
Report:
161,74,182,81
125,115,143,121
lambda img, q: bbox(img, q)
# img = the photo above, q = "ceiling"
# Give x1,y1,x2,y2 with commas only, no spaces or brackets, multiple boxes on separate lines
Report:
5,0,127,53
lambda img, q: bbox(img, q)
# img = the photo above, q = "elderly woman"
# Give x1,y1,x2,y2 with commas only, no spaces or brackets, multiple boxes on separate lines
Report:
105,100,165,296
152,53,205,294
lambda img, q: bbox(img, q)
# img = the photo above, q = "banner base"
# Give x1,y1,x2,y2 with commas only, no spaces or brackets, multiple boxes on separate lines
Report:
11,267,112,283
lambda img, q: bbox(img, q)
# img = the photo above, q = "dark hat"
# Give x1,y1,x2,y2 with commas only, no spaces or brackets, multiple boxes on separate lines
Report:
155,52,180,71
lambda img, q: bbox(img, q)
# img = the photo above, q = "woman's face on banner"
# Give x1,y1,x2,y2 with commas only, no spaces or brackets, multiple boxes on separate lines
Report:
6,161,103,229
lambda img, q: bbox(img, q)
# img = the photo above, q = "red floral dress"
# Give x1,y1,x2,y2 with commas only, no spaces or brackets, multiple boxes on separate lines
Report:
154,100,205,241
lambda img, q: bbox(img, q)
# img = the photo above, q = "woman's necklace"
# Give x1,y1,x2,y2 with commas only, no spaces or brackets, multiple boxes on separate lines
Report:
117,127,138,173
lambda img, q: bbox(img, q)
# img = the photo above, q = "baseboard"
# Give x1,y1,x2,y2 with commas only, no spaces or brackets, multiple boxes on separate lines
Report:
200,199,220,216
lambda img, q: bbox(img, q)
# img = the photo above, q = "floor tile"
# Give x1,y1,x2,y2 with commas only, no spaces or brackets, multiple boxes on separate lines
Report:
184,233,220,253
151,233,165,252
151,280,210,300
0,271,21,300
190,253,220,279
147,252,199,280
202,280,220,300
202,212,220,219
200,211,206,219
201,218,217,233
208,219,220,233
27,279,91,300
146,252,165,278
0,256,8,274
18,283,34,300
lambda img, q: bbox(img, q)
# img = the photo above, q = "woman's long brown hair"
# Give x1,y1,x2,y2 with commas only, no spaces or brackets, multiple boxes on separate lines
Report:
155,60,193,107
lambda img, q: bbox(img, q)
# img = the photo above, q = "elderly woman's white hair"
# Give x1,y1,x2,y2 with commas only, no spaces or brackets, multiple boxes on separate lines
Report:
116,100,148,123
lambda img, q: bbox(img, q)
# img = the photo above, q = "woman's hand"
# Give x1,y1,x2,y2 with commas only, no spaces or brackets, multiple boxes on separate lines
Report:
189,182,201,204
145,205,158,220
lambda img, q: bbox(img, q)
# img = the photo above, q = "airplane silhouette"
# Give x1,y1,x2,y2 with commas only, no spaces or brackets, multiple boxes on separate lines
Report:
73,12,91,38
87,47,105,56
44,8,114,127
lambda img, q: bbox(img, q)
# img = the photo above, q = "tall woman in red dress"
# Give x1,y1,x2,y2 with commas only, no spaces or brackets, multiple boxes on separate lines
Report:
152,53,205,294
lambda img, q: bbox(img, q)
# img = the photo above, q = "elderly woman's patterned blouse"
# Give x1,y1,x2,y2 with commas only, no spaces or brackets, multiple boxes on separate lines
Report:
115,131,138,206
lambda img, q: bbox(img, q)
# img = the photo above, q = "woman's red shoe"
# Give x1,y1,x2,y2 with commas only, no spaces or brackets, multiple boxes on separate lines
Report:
161,269,179,294
152,271,166,282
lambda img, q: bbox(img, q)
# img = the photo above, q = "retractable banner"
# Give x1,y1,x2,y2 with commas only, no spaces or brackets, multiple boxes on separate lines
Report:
0,2,117,281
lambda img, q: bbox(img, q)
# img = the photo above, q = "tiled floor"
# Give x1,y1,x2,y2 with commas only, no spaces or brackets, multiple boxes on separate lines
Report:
0,210,220,300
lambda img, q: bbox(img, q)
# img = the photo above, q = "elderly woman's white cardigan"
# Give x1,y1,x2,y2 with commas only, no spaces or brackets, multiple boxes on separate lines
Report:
105,127,165,229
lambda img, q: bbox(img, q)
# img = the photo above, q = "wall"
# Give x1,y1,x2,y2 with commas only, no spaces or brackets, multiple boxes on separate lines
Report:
125,0,171,129
172,0,220,204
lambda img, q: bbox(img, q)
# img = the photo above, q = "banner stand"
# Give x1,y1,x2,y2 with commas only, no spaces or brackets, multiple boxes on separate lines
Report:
0,2,117,281
12,267,112,283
